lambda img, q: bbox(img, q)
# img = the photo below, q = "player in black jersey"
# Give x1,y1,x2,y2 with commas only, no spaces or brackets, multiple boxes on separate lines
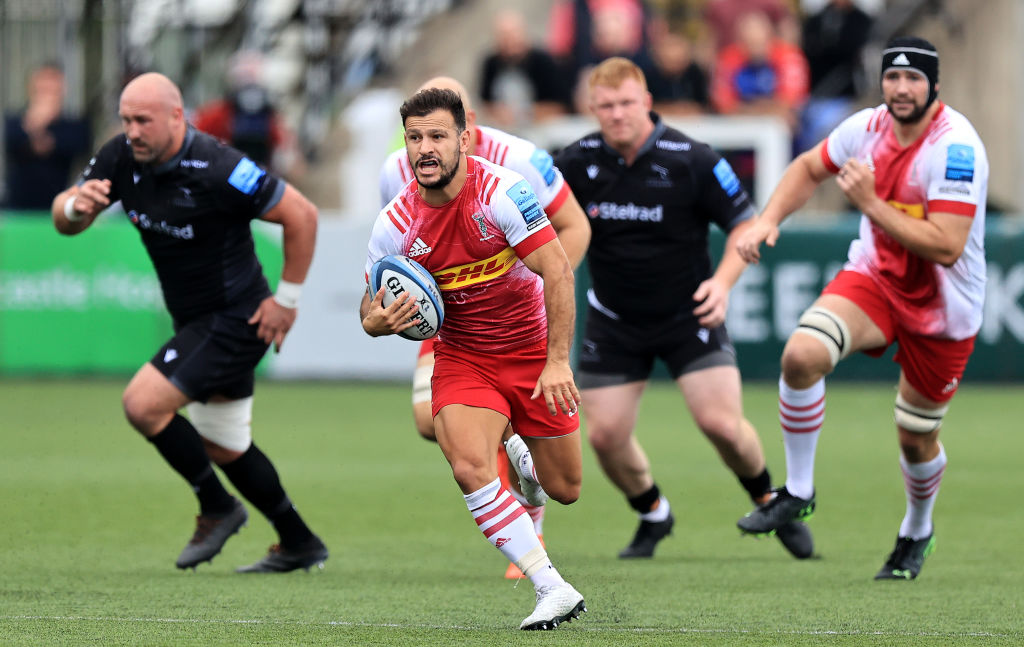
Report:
554,57,812,560
51,72,327,573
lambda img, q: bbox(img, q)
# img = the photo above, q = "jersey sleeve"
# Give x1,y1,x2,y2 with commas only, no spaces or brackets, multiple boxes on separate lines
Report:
378,149,408,208
76,135,124,203
925,135,987,217
503,142,571,215
213,146,285,219
694,144,756,232
364,200,408,282
822,107,876,173
492,175,556,258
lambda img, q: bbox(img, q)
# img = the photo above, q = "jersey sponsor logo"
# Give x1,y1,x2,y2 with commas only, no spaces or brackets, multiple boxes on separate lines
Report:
945,144,975,182
471,213,494,241
656,139,691,151
579,138,600,148
179,159,210,169
432,246,518,290
529,149,557,186
713,159,742,197
408,237,432,257
586,201,664,222
227,157,265,195
887,200,925,219
128,210,196,239
586,164,599,179
937,183,971,197
505,179,543,224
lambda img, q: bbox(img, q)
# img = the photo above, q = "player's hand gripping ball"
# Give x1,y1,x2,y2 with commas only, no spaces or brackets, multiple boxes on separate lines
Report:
369,255,444,340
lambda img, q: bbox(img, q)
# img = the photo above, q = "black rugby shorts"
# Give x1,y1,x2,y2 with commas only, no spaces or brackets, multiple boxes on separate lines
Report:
576,307,737,389
150,301,269,402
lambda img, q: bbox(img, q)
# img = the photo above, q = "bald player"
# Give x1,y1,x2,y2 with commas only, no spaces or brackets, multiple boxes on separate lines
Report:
52,72,328,573
379,76,589,579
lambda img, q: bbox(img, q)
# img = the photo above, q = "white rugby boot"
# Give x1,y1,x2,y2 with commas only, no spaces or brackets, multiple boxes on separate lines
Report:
520,582,586,630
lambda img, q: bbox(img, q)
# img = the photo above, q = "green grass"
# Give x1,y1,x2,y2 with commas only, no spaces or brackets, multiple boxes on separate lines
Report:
1,378,1021,646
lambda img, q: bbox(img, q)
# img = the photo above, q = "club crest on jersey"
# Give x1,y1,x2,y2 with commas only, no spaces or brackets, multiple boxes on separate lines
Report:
471,213,494,241
587,165,599,179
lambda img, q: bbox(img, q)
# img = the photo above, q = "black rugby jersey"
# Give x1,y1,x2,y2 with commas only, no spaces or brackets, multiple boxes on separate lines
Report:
78,127,285,324
554,113,755,321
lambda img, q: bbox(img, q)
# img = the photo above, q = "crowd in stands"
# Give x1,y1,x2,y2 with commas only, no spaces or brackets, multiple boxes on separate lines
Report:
478,0,876,156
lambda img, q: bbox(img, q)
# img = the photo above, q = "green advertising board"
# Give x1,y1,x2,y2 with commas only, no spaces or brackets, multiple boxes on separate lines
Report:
0,212,282,375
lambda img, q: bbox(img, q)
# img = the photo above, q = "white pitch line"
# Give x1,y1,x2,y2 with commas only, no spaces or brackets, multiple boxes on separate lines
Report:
0,615,1011,638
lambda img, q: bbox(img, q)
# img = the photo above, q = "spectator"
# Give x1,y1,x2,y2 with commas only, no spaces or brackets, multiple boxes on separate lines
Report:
192,51,304,182
644,32,710,116
710,10,809,131
3,63,90,211
569,4,655,114
796,0,874,152
480,9,569,131
703,0,798,51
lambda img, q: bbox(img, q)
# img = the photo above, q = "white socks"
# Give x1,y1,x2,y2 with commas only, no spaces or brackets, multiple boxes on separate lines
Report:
899,444,946,540
779,377,825,500
465,479,562,588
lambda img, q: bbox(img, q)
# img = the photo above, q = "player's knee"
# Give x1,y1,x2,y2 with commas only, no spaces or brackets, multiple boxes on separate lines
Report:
781,334,833,384
894,394,947,434
586,423,630,455
787,306,852,375
449,458,490,492
692,409,738,443
122,388,161,434
186,397,253,453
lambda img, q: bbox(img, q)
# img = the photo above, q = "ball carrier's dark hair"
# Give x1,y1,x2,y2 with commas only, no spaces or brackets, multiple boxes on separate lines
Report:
400,88,467,133
881,36,939,108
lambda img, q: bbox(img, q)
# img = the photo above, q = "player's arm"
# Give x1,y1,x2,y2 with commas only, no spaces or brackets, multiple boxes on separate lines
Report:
736,141,832,263
520,238,580,415
51,179,111,235
838,158,974,267
249,183,318,351
694,218,754,328
546,190,590,269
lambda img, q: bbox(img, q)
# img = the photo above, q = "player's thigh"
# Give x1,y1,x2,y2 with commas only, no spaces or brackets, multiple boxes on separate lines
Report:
123,362,191,428
580,381,647,439
676,364,744,430
435,404,508,490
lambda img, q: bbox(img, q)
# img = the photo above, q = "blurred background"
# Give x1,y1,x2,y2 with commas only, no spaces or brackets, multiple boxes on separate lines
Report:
1,0,1022,384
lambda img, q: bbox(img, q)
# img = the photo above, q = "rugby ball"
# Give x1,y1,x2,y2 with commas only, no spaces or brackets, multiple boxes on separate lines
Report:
369,254,444,340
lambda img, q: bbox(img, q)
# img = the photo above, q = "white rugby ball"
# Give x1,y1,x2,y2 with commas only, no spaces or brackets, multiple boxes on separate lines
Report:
369,254,444,340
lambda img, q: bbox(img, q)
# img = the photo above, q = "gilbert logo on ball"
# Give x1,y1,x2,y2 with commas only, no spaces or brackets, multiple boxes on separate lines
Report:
370,254,444,341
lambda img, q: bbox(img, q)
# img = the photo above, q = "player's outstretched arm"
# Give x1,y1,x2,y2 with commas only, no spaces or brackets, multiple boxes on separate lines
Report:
736,141,831,264
51,179,111,235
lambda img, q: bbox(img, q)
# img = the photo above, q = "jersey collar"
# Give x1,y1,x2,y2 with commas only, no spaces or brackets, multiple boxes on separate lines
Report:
151,126,196,175
600,111,666,162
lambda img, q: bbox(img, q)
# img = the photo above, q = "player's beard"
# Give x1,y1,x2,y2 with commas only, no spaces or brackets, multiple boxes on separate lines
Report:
416,151,461,191
886,96,929,125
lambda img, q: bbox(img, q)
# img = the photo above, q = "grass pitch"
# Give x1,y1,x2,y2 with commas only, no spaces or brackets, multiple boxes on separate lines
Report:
1,378,1021,646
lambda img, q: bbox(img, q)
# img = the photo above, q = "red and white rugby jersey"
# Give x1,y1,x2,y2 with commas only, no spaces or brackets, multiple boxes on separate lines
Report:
378,125,571,214
366,155,557,352
822,102,988,339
